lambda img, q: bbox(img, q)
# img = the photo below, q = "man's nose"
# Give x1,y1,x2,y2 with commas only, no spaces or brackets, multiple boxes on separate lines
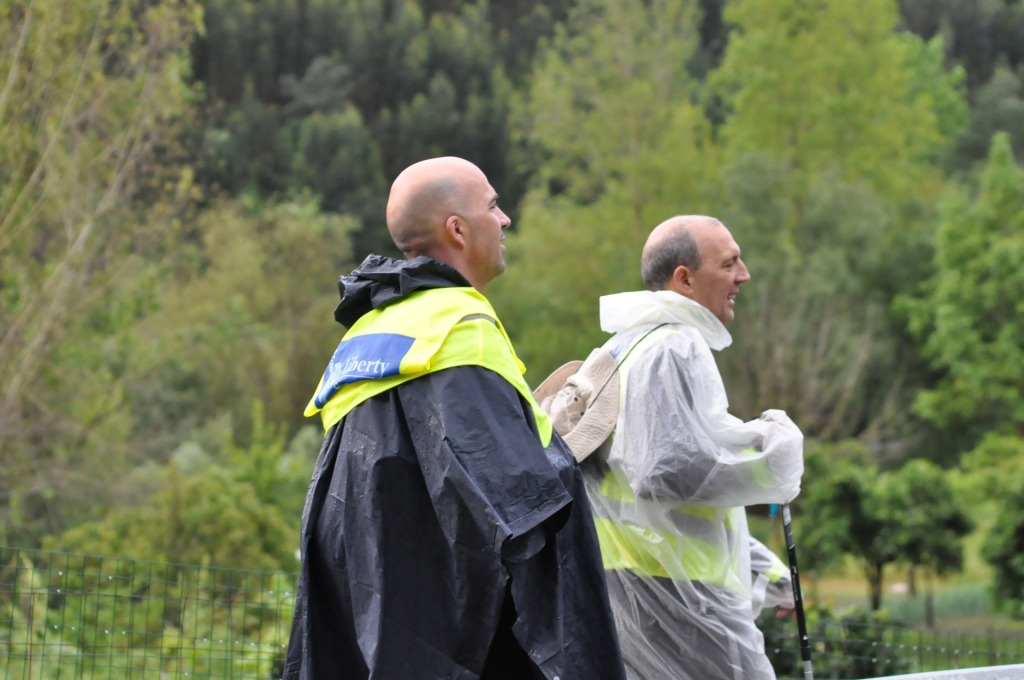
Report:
737,258,751,283
499,208,511,228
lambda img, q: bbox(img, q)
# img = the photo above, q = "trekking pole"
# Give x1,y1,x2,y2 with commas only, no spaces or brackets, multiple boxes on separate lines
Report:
780,503,814,680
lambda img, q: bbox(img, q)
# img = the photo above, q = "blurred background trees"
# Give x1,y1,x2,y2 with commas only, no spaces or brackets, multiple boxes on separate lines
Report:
0,0,201,546
2,0,1024,629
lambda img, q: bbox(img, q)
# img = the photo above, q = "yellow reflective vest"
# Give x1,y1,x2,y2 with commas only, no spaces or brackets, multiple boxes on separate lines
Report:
305,287,552,447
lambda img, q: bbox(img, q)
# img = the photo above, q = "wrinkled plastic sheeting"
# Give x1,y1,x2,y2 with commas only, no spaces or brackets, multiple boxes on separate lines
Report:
583,312,804,680
601,324,803,508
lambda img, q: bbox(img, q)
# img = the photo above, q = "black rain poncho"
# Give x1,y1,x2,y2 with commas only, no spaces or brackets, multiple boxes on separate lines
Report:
284,256,625,680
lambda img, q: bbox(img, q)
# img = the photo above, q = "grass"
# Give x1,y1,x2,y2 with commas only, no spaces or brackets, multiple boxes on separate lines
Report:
806,574,1024,635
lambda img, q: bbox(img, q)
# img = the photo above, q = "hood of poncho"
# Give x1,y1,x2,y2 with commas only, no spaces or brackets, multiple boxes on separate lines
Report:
599,290,732,351
334,254,472,328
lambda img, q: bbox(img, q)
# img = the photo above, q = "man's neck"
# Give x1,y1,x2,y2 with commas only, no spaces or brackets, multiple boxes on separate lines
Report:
411,249,484,292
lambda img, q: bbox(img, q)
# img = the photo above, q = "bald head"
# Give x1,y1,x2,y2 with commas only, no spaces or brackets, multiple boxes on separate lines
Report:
385,156,511,292
641,216,724,291
386,157,486,256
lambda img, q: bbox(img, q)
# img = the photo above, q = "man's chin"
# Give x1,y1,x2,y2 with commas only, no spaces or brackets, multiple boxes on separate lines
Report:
482,261,505,287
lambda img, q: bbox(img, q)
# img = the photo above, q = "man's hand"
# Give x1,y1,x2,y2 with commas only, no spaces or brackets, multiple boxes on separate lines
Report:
764,578,796,610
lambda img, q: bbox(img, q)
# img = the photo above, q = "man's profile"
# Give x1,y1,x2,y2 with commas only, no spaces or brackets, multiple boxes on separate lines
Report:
543,215,804,679
284,157,625,680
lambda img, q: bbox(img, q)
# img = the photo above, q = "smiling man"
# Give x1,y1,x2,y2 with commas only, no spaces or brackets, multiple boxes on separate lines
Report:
285,157,625,680
580,215,805,679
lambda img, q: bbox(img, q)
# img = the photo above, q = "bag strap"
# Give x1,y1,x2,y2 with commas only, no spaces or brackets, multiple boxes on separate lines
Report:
588,322,669,405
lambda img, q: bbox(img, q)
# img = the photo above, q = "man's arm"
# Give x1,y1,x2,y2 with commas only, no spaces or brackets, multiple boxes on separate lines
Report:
616,334,803,507
750,536,794,616
398,365,574,562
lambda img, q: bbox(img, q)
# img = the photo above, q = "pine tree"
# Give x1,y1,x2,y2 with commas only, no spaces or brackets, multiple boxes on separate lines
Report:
906,133,1024,431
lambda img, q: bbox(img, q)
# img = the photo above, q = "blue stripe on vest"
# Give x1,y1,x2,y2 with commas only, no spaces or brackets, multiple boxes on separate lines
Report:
314,333,416,408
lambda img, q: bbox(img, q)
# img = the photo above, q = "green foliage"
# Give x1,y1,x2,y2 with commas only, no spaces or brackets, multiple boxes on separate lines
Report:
877,460,972,577
713,0,964,201
4,0,1023,629
700,0,968,443
46,466,296,572
708,3,964,439
492,0,715,379
710,2,964,436
898,0,1024,92
714,159,899,434
127,195,354,448
760,603,913,678
982,486,1024,619
801,442,969,609
194,0,569,257
497,0,968,448
953,68,1024,172
960,433,1024,502
42,404,315,571
904,133,1024,431
0,0,200,546
963,434,1024,619
800,442,892,591
292,108,387,220
1,548,295,679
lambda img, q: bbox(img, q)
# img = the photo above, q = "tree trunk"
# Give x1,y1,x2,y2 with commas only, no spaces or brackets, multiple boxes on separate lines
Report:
867,562,884,610
925,569,935,628
908,564,917,597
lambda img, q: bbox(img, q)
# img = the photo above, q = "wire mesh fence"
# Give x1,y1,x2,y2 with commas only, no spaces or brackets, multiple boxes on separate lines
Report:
5,544,1024,679
0,546,296,679
765,611,1024,679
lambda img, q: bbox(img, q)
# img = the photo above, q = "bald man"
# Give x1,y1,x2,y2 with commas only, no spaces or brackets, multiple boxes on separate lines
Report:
558,216,804,679
285,158,625,680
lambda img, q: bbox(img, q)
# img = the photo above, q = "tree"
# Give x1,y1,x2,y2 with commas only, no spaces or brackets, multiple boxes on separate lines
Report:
800,442,897,610
882,460,971,579
713,160,899,437
982,486,1024,619
192,0,571,258
959,433,1024,502
708,0,967,440
897,1,1024,174
713,0,964,204
898,0,1024,93
496,0,968,449
958,433,1024,619
0,0,200,546
125,195,355,452
903,133,1024,433
45,465,298,571
879,459,972,626
800,443,969,610
491,0,715,380
42,404,317,571
952,68,1024,171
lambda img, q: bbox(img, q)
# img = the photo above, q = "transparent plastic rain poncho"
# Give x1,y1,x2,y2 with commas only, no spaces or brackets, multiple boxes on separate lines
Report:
582,291,804,680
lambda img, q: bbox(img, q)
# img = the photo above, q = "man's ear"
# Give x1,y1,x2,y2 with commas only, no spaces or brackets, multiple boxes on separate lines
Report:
444,215,466,249
671,264,694,295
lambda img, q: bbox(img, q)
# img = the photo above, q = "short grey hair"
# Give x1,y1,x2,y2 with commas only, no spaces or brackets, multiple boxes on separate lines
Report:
641,227,702,291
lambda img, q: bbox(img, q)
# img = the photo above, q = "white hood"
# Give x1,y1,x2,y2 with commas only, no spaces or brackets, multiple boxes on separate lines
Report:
599,290,732,351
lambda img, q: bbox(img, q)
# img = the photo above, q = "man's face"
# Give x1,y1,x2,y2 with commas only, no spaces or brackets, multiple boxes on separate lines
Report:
689,225,751,324
459,173,511,286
